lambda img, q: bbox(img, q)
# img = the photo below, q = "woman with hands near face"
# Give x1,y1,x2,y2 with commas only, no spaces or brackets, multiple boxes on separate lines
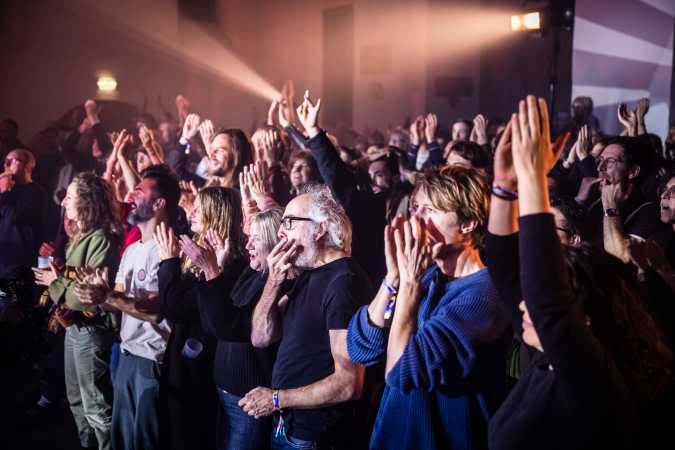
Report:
346,164,511,450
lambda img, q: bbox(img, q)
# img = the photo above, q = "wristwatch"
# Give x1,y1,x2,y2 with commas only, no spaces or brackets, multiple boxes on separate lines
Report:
604,208,619,217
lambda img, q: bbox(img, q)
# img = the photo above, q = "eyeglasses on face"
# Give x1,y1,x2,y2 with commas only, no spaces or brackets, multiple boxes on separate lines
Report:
597,156,624,168
281,215,314,230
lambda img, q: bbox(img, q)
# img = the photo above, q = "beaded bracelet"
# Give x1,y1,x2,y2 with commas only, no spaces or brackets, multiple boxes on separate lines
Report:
273,390,285,437
383,281,398,320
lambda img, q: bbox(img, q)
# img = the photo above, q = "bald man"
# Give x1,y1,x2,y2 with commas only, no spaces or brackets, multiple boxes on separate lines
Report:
0,148,47,277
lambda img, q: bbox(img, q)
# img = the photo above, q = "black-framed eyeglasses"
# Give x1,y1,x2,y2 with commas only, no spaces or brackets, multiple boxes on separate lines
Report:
281,215,314,230
597,156,624,168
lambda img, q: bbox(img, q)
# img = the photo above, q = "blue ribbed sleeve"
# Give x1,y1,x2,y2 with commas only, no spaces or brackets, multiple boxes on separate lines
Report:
386,273,506,393
346,305,388,366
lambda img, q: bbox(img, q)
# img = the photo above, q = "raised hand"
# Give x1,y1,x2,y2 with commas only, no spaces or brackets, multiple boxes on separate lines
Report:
78,117,93,134
181,113,201,141
244,161,271,206
510,96,561,214
424,113,438,144
260,129,279,166
617,103,637,136
296,90,321,137
493,122,516,191
154,222,179,261
205,228,231,269
178,180,199,215
635,97,650,120
278,99,291,128
384,215,405,286
239,171,253,206
84,99,100,124
576,124,591,160
635,97,649,135
280,80,297,127
472,114,488,145
394,217,431,289
266,100,279,127
409,116,422,146
139,125,153,149
178,235,221,280
175,95,190,127
198,119,215,153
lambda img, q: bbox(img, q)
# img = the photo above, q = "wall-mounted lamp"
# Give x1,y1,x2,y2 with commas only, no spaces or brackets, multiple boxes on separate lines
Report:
97,75,118,92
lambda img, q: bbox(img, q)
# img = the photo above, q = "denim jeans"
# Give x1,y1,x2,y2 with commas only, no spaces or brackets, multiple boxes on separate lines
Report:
64,325,113,450
109,341,120,383
216,389,271,450
270,429,317,450
112,351,162,450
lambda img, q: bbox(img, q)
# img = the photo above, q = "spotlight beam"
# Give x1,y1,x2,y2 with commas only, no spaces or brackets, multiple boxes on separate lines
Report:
66,0,280,102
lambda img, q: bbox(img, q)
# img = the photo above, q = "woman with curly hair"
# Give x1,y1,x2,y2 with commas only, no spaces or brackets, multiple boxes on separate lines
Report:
33,171,122,450
486,97,672,450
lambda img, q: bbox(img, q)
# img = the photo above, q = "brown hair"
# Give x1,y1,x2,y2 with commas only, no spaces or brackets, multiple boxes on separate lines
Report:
413,166,489,248
183,186,246,273
71,172,123,242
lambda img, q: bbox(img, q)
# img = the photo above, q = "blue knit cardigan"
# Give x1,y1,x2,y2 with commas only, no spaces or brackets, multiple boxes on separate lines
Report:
347,266,510,450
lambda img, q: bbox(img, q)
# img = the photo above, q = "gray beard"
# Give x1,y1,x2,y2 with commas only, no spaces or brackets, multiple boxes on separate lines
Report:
293,242,318,269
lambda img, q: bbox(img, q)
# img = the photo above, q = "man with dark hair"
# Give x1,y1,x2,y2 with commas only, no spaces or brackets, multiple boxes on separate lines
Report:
0,148,47,277
77,165,180,450
581,136,664,262
446,141,491,173
451,118,473,142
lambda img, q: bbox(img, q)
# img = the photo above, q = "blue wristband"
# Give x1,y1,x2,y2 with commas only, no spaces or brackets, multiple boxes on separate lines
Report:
491,184,518,201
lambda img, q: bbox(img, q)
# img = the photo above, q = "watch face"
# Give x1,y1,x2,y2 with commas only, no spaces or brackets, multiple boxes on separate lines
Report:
605,208,619,217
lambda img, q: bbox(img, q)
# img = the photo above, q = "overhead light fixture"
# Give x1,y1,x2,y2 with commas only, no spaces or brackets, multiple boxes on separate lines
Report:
511,11,541,31
97,75,118,92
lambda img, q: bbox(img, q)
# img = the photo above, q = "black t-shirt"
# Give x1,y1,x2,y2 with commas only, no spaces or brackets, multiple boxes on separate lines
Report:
582,191,662,246
272,257,373,442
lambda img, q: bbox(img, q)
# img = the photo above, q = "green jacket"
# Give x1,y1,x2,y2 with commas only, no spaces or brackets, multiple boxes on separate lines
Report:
48,229,121,312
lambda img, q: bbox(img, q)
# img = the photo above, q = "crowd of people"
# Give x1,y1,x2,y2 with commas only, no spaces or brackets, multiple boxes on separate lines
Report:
1,83,675,450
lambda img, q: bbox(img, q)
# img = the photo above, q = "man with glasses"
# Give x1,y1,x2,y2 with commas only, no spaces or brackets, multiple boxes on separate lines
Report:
243,184,372,450
0,148,47,277
580,136,662,262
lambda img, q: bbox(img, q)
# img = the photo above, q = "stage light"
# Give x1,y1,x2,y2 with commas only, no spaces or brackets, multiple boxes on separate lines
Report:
511,11,542,31
522,12,541,30
97,75,118,92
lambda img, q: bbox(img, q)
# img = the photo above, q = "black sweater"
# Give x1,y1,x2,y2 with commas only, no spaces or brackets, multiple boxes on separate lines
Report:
486,214,637,450
306,130,387,284
197,260,278,396
158,258,216,393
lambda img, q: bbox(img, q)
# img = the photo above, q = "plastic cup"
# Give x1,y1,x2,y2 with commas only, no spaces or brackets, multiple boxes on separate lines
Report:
181,338,203,359
37,256,54,269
